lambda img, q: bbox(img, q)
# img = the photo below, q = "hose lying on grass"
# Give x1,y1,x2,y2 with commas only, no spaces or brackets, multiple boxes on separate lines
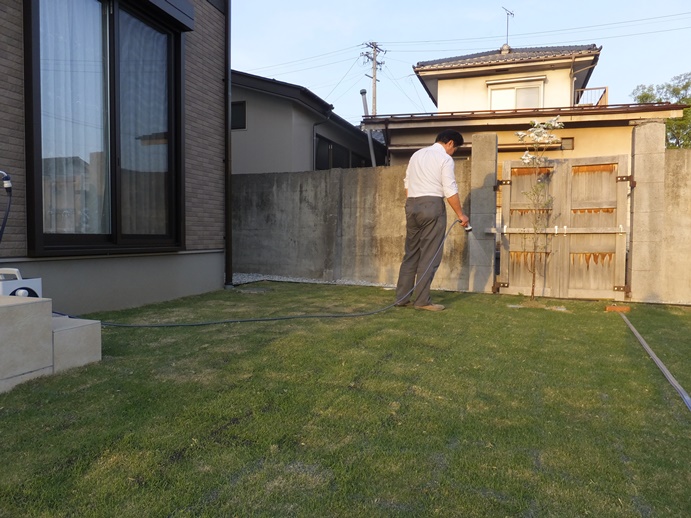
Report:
620,313,691,413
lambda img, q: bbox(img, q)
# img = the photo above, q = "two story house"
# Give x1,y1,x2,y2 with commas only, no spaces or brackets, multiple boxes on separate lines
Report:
231,70,385,173
362,44,684,166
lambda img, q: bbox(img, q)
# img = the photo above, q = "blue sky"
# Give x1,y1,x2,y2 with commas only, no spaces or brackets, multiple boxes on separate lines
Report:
231,1,691,124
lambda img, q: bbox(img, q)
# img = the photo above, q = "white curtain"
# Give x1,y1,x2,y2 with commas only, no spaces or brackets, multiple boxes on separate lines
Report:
119,10,169,235
40,0,109,234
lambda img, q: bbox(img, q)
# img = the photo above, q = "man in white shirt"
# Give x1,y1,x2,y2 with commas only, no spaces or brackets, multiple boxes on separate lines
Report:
395,130,469,311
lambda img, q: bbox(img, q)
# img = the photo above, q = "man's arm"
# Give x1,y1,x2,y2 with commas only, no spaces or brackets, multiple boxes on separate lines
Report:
446,193,469,226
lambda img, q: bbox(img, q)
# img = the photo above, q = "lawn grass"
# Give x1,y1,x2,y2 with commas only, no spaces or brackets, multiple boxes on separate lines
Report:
1,282,689,517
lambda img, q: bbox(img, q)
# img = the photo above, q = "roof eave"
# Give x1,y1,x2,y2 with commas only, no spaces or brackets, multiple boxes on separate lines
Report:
361,103,688,128
415,52,600,76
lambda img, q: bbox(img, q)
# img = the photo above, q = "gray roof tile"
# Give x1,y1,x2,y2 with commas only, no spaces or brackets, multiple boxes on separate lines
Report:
415,44,601,70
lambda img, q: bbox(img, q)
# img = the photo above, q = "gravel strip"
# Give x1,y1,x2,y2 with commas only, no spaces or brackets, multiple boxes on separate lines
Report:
231,273,395,289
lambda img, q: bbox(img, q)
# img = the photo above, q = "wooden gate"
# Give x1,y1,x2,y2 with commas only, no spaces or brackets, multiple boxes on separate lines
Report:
496,157,629,300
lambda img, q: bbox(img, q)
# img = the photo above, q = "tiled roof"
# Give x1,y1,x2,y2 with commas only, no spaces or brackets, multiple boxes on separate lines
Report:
415,44,601,71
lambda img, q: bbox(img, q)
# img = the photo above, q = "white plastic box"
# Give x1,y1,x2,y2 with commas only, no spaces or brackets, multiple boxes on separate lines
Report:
0,268,43,297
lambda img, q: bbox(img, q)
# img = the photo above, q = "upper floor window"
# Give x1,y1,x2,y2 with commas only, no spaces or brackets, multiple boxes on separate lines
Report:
487,76,545,110
231,101,247,130
25,0,191,256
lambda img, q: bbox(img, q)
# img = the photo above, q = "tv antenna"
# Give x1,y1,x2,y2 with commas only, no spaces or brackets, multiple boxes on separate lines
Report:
502,7,514,46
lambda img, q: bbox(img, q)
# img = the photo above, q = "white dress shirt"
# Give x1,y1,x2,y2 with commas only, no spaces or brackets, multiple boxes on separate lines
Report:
404,142,458,199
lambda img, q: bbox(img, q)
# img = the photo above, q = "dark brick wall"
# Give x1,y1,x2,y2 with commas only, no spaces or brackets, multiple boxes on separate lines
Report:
0,0,27,258
183,0,227,251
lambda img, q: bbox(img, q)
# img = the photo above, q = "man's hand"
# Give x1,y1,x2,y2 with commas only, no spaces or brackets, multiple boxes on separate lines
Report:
446,194,469,227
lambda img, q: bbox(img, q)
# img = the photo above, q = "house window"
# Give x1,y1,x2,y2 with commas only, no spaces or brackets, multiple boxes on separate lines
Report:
515,87,540,109
315,137,331,170
315,137,358,170
561,137,575,150
331,142,350,168
26,0,188,255
231,101,247,130
487,77,544,110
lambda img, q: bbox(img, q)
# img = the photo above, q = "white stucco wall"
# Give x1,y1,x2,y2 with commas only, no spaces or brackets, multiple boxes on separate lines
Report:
231,87,377,174
231,89,305,173
437,69,574,112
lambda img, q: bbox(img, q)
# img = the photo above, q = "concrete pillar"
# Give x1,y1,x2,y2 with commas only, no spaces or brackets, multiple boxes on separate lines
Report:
468,133,498,293
629,121,666,303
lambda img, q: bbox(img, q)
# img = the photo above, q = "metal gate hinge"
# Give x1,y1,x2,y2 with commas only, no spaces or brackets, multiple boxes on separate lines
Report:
616,175,636,187
492,281,509,293
613,285,629,293
494,179,511,191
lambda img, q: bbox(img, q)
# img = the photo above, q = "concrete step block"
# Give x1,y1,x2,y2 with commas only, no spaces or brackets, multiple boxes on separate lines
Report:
52,317,102,373
0,296,53,393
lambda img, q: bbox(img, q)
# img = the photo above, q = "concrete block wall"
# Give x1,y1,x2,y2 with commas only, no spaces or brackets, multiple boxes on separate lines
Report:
233,131,691,305
232,162,477,292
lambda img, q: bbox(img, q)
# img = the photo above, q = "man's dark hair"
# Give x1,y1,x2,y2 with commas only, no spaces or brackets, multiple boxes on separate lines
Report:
435,129,464,147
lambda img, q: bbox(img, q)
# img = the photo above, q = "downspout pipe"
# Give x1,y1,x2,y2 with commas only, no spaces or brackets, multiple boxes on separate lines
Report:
224,0,233,287
360,89,377,167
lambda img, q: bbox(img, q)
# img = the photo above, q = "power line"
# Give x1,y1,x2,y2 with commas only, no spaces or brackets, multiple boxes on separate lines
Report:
379,11,691,46
243,45,361,73
233,10,691,120
323,56,362,101
329,73,369,107
383,25,691,55
381,65,426,113
253,57,358,78
238,12,691,79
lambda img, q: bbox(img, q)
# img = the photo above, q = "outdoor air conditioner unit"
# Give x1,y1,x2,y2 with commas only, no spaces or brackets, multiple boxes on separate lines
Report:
0,268,42,297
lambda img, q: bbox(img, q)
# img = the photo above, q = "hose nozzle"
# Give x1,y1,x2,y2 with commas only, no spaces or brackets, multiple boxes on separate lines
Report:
0,171,11,193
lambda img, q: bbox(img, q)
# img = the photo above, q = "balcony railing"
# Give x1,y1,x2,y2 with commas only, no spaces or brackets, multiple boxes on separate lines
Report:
574,87,608,106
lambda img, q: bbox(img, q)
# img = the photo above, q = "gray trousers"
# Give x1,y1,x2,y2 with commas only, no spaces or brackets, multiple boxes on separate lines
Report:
395,196,446,306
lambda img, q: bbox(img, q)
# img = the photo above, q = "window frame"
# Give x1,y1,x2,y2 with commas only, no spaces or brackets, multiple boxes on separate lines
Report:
24,0,187,257
487,76,545,111
231,101,247,130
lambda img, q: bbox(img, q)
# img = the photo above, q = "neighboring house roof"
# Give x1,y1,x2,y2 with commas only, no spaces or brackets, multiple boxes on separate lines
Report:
231,70,368,141
415,44,601,72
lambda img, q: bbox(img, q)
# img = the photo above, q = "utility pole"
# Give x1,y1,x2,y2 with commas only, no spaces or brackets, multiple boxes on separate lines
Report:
361,42,385,115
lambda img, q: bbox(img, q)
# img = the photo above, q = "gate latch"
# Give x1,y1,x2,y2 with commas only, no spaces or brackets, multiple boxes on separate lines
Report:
494,179,512,191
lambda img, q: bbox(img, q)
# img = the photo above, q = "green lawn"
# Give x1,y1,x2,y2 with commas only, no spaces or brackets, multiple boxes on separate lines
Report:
1,282,689,517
